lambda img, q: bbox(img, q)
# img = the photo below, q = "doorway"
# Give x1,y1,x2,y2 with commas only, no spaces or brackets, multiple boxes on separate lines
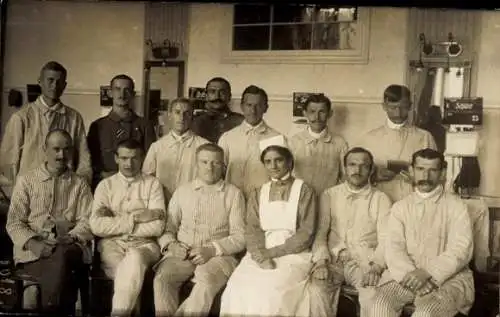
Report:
143,60,185,137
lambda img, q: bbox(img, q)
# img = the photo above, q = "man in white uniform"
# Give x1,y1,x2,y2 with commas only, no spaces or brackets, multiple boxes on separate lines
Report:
90,139,166,317
289,94,348,194
218,85,281,198
309,147,392,317
356,85,436,202
370,148,474,317
142,98,210,201
153,143,246,317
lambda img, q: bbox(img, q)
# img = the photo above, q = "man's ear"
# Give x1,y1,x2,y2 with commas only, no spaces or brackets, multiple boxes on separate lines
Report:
327,109,333,119
408,165,415,178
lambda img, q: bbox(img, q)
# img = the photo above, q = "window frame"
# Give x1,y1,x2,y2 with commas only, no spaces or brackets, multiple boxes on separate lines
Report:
220,5,371,65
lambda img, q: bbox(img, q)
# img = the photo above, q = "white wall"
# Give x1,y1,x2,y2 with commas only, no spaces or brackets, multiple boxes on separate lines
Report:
185,4,500,199
1,0,146,132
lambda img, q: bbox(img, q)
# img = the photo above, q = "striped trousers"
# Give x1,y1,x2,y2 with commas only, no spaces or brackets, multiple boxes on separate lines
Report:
369,279,469,317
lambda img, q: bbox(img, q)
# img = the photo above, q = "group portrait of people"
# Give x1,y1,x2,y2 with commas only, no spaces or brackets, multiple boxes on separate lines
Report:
0,60,476,317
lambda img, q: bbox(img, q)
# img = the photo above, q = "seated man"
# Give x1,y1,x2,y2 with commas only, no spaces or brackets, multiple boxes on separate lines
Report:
153,143,246,317
6,129,93,314
309,147,392,317
89,139,166,317
370,148,474,317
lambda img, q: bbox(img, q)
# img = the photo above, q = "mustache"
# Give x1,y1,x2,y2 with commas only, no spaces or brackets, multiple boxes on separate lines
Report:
208,99,224,104
417,180,433,186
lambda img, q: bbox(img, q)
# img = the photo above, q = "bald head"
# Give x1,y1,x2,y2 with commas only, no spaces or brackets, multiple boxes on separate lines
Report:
44,129,73,173
45,129,73,147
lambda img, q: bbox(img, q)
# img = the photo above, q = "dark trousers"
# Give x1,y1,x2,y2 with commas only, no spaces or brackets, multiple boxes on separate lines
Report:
16,243,85,314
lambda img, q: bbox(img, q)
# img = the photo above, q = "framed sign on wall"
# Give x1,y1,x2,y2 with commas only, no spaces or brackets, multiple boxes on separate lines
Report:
100,85,112,107
188,87,207,114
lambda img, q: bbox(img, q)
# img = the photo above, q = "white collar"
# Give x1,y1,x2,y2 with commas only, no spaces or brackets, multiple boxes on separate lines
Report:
307,127,327,139
415,185,442,199
40,95,62,112
244,120,264,130
386,118,407,130
345,182,371,194
271,172,291,182
171,130,191,141
118,171,141,183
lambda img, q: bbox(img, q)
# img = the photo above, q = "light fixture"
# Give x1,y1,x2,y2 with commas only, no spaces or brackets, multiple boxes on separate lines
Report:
146,39,179,60
419,33,434,56
446,32,462,57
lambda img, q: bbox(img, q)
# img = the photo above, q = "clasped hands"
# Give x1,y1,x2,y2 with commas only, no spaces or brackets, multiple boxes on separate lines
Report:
26,233,76,259
401,269,438,296
251,249,276,270
168,242,216,265
311,250,383,287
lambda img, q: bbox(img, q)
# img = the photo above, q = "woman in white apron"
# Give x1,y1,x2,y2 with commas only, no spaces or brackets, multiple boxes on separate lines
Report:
220,135,317,317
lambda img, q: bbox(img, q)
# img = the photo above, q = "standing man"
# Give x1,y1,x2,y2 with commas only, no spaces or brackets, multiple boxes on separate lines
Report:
218,85,281,197
143,98,210,202
90,139,166,317
6,129,93,315
0,61,92,188
87,74,156,191
153,143,246,317
356,84,437,202
289,94,348,194
370,148,474,317
191,77,244,143
309,147,392,317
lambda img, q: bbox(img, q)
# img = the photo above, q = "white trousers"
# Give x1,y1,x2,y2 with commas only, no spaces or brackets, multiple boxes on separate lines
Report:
99,239,160,317
153,255,237,317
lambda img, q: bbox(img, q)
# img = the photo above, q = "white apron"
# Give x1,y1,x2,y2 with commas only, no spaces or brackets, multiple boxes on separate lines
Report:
220,179,313,317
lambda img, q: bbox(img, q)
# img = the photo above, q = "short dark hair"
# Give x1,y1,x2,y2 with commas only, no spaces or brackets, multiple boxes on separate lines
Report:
411,148,447,170
40,61,67,79
206,77,231,94
169,97,193,112
304,94,332,112
260,145,294,171
45,129,73,146
110,74,135,91
196,143,224,157
383,84,411,103
241,85,268,106
343,147,374,170
115,139,143,155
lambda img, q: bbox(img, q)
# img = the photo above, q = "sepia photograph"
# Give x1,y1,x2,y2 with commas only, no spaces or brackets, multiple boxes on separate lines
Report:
0,1,498,317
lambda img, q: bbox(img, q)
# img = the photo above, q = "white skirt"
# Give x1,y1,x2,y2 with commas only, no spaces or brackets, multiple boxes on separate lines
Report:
220,252,313,317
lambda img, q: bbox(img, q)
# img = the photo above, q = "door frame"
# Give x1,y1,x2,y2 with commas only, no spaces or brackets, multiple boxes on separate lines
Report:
142,60,185,122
